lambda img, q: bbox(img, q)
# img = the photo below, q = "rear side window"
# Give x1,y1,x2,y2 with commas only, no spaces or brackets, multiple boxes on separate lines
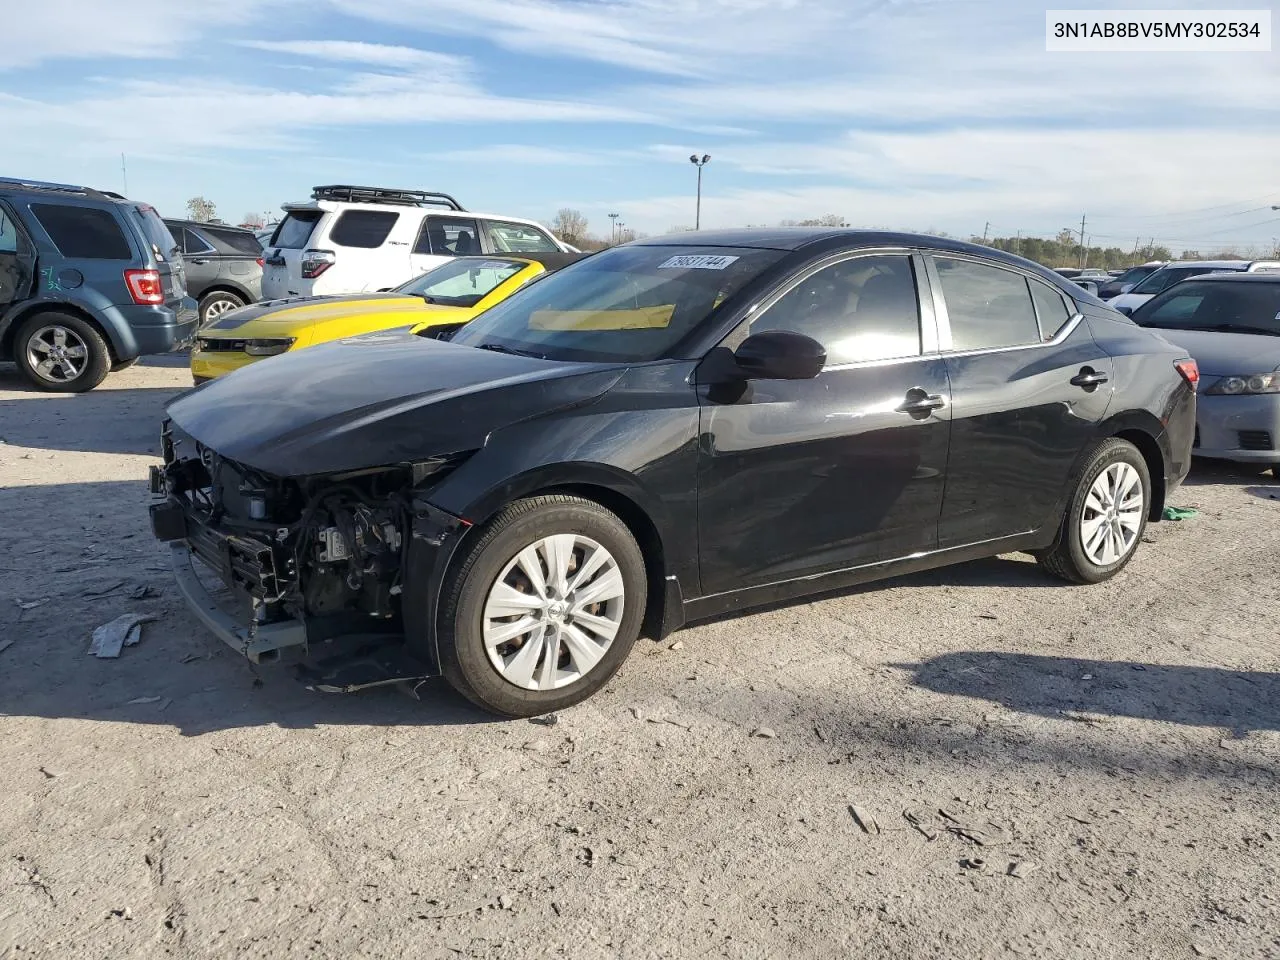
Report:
415,217,483,256
30,203,132,260
935,257,1040,351
181,228,214,255
329,210,399,248
0,206,29,254
272,211,323,249
203,226,262,256
484,220,560,253
1029,279,1075,340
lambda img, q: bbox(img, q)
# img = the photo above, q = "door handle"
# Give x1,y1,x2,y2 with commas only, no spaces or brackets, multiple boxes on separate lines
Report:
1070,367,1110,390
897,387,946,418
189,258,209,264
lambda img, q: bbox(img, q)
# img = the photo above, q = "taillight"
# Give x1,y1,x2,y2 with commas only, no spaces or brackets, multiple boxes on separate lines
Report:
256,257,264,268
124,268,164,305
1175,358,1199,390
300,249,336,279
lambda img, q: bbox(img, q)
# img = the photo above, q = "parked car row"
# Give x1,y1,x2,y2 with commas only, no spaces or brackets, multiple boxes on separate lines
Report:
148,227,1200,717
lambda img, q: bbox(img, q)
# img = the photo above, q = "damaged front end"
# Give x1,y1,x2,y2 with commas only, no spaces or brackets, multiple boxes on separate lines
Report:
149,419,470,691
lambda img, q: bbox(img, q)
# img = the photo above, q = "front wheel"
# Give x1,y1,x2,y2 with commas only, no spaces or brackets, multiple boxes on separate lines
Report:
1036,438,1151,584
434,495,648,718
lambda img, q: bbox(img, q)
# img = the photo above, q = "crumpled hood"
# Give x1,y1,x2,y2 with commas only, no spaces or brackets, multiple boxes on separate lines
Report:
1143,328,1280,377
166,333,625,477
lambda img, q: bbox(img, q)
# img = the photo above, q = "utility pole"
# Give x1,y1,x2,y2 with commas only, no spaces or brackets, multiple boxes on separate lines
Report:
121,154,128,196
608,212,620,243
982,221,990,243
1078,214,1087,269
1015,230,1021,256
689,154,710,230
1132,236,1140,265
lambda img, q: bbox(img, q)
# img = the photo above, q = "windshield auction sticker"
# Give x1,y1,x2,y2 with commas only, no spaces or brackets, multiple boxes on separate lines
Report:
1046,9,1270,51
657,255,741,270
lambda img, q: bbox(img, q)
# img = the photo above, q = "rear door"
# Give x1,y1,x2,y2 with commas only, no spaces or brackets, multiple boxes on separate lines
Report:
171,224,219,298
482,219,563,254
201,225,263,300
927,254,1114,547
0,201,36,311
261,208,324,298
408,215,483,281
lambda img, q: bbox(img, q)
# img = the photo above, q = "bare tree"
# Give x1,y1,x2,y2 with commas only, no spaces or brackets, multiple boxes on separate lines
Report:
549,208,589,247
665,224,694,234
241,212,266,229
186,196,217,222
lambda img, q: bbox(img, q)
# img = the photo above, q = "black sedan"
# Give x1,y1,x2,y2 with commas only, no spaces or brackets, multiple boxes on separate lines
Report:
150,229,1198,717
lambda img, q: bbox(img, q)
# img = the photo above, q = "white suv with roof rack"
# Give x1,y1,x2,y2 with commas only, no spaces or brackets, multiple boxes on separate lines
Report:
260,185,573,299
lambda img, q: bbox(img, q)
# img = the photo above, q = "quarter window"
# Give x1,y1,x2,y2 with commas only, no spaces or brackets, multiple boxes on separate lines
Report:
1029,279,1074,340
935,258,1040,351
484,220,560,253
0,207,23,255
329,210,399,248
416,217,483,256
750,255,922,365
30,203,132,260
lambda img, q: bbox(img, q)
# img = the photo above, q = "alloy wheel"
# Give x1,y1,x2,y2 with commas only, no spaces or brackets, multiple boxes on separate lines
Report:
482,534,626,690
1080,462,1144,566
26,325,89,384
204,298,238,321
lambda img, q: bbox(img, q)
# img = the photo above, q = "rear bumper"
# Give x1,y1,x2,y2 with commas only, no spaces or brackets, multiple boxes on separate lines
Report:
110,299,199,358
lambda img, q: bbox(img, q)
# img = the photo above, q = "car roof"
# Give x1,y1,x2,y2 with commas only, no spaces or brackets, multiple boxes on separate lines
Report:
1159,260,1251,269
631,228,1078,274
279,199,551,229
1166,272,1280,285
165,218,255,233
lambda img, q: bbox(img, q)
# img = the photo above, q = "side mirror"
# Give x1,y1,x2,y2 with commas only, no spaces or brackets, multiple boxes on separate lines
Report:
1114,304,1134,316
734,330,826,380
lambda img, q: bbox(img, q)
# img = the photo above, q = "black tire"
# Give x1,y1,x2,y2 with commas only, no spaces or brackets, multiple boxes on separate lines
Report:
1036,437,1151,584
111,357,139,372
435,495,647,718
199,291,245,325
14,312,111,393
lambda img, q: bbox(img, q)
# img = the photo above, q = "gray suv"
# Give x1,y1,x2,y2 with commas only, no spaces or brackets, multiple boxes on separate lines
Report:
0,177,198,392
164,219,263,324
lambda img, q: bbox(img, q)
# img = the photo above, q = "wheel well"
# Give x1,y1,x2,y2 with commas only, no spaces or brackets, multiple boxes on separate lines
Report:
199,285,248,304
1115,428,1166,519
1,303,118,363
535,483,669,640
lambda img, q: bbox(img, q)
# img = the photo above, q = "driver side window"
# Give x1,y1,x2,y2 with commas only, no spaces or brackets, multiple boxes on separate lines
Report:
750,254,922,366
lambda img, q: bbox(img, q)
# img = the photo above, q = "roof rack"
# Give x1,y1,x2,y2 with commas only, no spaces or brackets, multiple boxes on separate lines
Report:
311,185,465,210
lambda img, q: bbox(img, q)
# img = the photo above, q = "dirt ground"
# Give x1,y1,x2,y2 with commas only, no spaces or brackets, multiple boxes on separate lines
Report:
1,357,1278,960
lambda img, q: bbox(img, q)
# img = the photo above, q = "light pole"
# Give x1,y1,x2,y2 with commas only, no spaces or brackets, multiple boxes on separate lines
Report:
608,212,620,243
689,154,710,230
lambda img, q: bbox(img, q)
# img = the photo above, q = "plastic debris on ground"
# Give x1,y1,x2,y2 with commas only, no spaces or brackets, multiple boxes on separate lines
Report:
89,614,156,659
1162,506,1198,521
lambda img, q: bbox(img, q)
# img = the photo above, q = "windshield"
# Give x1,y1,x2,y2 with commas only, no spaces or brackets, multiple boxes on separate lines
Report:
1132,281,1280,335
449,245,787,362
1133,265,1229,295
396,258,527,307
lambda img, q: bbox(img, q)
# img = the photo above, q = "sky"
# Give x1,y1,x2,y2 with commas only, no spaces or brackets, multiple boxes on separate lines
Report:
3,0,1278,251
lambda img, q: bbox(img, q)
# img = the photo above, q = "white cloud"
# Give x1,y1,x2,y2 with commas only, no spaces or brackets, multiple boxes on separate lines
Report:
426,144,620,165
238,40,469,73
0,0,278,69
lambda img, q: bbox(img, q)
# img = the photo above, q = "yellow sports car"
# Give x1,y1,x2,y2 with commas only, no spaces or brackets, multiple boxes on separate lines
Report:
190,252,583,382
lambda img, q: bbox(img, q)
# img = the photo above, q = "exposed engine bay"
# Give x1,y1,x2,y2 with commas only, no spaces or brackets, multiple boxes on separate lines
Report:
149,419,468,682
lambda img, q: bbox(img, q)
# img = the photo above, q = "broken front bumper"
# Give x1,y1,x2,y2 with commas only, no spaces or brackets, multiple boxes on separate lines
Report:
168,544,307,663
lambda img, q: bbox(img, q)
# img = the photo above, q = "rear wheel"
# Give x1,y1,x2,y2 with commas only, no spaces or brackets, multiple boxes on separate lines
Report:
1036,438,1150,584
14,312,111,393
199,291,244,325
435,495,647,718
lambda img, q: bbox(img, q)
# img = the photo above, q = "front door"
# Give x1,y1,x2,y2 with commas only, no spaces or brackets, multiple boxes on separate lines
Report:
927,255,1115,547
696,252,952,595
408,215,483,282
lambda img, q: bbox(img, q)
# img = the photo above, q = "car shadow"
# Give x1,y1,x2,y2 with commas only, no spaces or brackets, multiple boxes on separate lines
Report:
0,384,184,456
1181,457,1278,486
894,651,1280,736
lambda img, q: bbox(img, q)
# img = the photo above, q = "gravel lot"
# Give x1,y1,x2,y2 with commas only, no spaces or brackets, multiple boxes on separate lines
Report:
2,358,1278,960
